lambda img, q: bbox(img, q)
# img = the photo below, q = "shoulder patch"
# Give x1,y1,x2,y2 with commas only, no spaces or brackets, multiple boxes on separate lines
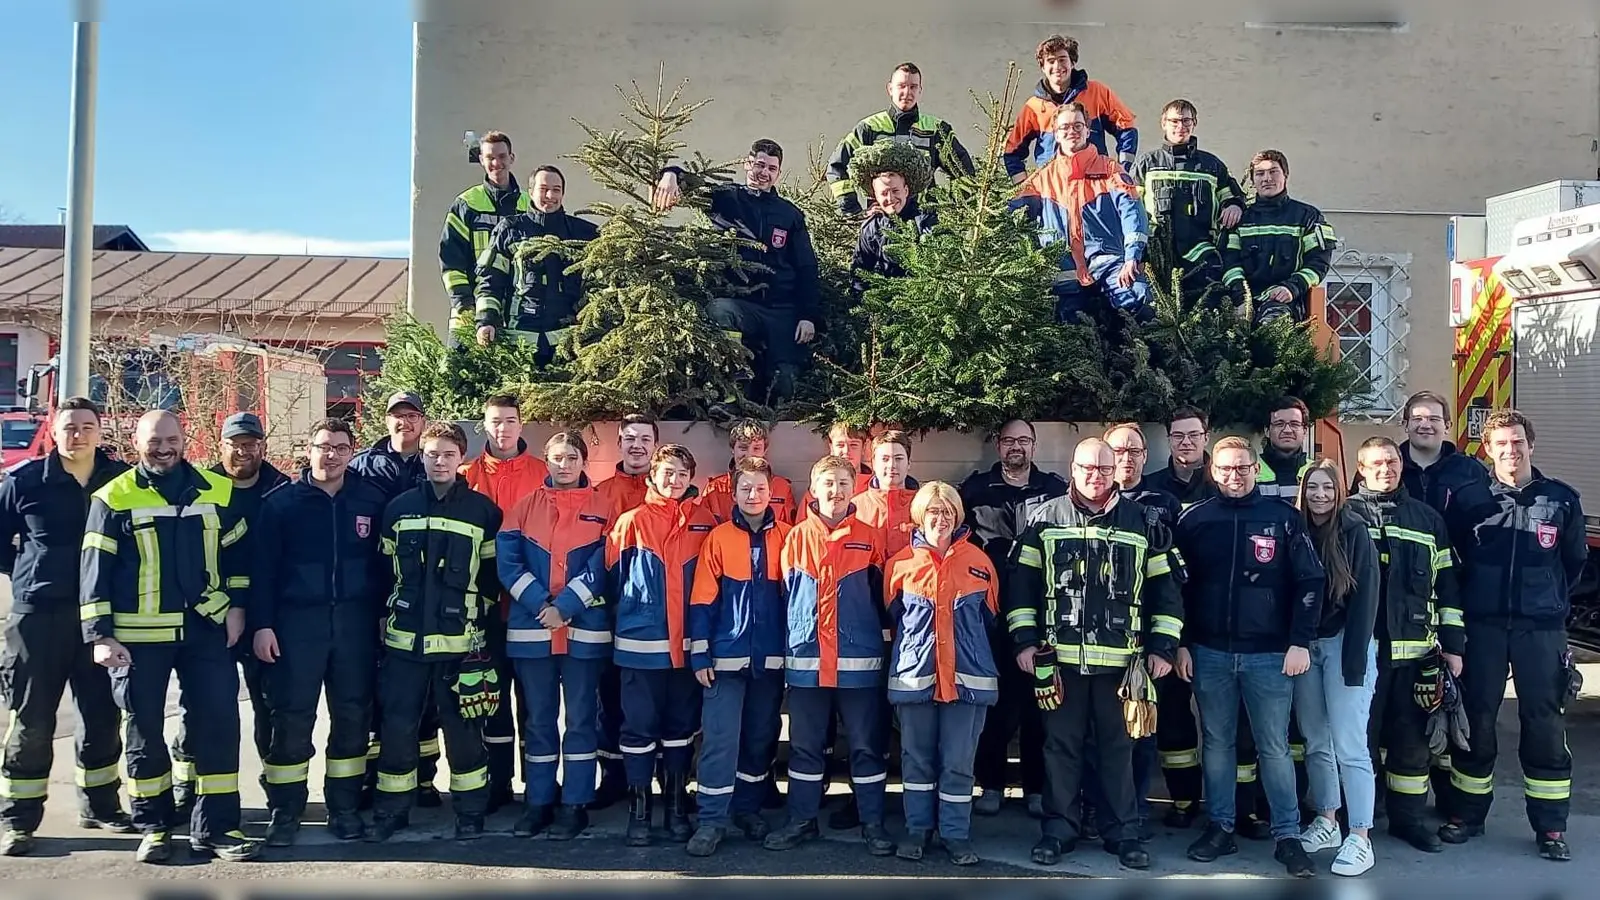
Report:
844,541,873,552
967,566,991,582
579,513,606,524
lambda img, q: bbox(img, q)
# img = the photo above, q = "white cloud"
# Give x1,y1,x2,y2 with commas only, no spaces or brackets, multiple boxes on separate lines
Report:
148,229,409,258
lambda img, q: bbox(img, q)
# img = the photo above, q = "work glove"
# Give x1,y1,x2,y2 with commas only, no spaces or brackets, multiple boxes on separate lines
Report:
1441,660,1470,753
1033,646,1063,712
454,652,502,720
1119,658,1159,740
1413,655,1444,714
1561,648,1584,714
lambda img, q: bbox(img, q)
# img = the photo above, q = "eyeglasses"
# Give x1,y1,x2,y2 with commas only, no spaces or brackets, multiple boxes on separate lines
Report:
998,436,1035,447
1058,123,1089,134
1170,431,1207,445
1109,446,1146,458
1270,420,1306,431
1073,463,1115,476
1215,464,1255,476
311,443,354,456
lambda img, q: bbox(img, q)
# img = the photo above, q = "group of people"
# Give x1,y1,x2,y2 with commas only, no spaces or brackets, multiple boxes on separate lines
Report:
0,381,1585,879
442,33,1340,404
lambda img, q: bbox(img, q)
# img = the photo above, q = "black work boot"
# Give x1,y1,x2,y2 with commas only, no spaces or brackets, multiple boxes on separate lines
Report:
763,818,820,851
264,811,300,848
1538,832,1572,862
665,774,694,843
625,786,653,847
1187,822,1238,862
513,804,554,838
548,804,589,841
686,825,724,857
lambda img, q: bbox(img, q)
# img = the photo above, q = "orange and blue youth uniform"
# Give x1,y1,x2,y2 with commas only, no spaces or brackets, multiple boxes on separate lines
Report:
591,462,649,780
696,466,799,525
1003,72,1138,178
606,488,718,786
688,509,792,828
595,465,649,523
885,527,1002,843
852,478,918,561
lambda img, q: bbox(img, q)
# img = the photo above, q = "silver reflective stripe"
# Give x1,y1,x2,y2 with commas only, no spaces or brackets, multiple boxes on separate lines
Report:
564,752,597,762
903,781,936,792
735,771,767,783
889,674,936,692
787,769,824,782
956,673,1000,691
690,639,710,654
525,753,559,764
698,784,735,796
567,577,594,603
507,629,551,642
180,504,220,518
714,657,751,671
852,772,887,784
939,791,974,804
567,628,611,644
784,656,883,671
509,572,536,602
615,637,671,654
763,656,785,669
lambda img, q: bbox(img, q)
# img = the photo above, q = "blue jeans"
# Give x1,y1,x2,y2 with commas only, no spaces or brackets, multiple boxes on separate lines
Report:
1189,646,1300,840
1293,632,1378,830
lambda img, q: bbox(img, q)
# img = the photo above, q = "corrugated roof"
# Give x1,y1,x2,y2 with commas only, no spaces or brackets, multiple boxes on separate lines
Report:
0,225,150,251
0,247,407,320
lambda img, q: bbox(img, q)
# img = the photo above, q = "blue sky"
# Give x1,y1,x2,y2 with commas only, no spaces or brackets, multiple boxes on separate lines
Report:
0,1,413,256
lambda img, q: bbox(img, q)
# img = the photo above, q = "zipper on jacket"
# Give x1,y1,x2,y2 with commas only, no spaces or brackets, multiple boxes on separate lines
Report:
329,490,341,605
1226,507,1240,653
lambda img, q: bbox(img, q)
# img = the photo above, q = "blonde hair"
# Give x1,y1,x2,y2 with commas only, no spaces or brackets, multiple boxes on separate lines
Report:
910,481,964,526
1212,435,1255,460
810,454,857,484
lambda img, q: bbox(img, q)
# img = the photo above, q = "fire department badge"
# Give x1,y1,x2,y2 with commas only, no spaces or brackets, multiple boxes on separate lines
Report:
770,227,788,248
355,515,372,539
1536,522,1558,549
1250,535,1277,563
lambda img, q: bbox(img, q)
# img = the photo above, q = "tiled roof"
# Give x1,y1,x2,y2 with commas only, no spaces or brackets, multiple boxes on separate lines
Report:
0,225,149,251
0,247,407,321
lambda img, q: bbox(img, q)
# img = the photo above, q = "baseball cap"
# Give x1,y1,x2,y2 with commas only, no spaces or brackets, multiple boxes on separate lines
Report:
220,412,265,440
385,391,424,414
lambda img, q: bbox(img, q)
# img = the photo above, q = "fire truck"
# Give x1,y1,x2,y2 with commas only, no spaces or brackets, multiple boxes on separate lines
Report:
9,332,327,468
1450,181,1600,646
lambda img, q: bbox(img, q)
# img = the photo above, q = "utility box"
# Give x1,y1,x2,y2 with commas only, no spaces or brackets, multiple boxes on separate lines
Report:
1485,180,1600,256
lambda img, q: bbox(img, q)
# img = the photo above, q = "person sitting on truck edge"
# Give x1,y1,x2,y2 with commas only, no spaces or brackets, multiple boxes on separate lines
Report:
441,131,529,334
1012,102,1152,325
1004,33,1138,183
652,139,820,408
1129,100,1245,305
472,165,600,363
849,141,940,302
1221,149,1338,325
826,62,975,216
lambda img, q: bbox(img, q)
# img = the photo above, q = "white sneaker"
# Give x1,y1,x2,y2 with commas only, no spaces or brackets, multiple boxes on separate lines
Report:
1331,833,1375,876
1300,815,1343,852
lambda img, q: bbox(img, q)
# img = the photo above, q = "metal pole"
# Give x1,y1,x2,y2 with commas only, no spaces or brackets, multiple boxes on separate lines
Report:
60,11,99,402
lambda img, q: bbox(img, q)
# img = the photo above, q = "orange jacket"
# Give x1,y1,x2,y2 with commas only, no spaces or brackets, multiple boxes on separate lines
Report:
781,508,886,689
697,468,799,525
799,471,920,519
496,478,610,658
596,464,649,522
689,511,792,674
606,487,718,670
885,529,1000,705
1002,72,1138,177
461,441,549,516
853,478,918,560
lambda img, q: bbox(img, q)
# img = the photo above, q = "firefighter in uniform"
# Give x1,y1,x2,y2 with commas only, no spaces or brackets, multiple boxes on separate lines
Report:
848,142,940,301
80,411,259,863
1221,149,1337,325
959,419,1067,819
1007,438,1184,871
367,422,504,842
251,418,390,846
472,164,599,362
1130,99,1245,303
1441,409,1584,862
1146,408,1217,512
825,62,974,215
0,398,131,856
496,431,611,841
685,457,792,858
440,130,529,332
1347,436,1463,853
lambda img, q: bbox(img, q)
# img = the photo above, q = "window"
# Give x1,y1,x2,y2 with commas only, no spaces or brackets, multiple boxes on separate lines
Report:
1324,251,1412,419
0,334,15,407
320,342,384,426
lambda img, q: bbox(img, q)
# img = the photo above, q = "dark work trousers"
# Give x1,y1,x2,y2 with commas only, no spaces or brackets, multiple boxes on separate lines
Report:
695,670,785,828
974,632,1046,797
481,615,525,796
112,614,243,841
1083,733,1156,826
597,660,626,783
784,686,887,825
372,653,489,820
706,296,805,406
897,701,987,841
1155,675,1202,809
173,641,270,792
1368,659,1434,832
366,634,441,790
1452,624,1572,834
618,667,702,787
0,609,124,831
262,602,376,820
1040,669,1136,845
514,654,603,807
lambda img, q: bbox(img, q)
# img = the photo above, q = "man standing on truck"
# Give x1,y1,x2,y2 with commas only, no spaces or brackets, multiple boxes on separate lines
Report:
1441,409,1585,863
1004,33,1138,181
0,398,133,857
1221,150,1338,325
441,131,529,334
825,62,974,216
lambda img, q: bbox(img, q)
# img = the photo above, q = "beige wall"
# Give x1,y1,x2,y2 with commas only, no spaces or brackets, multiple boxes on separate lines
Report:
410,15,1600,430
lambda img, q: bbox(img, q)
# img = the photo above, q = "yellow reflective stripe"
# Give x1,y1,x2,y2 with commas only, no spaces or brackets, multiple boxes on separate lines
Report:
446,211,470,240
1433,549,1453,572
219,519,246,549
1451,770,1494,795
117,628,180,643
394,516,484,544
449,766,490,793
1438,607,1465,628
863,112,894,133
478,542,495,560
1237,225,1302,238
225,576,249,589
381,536,397,556
263,762,310,785
325,756,368,780
81,601,112,621
1016,545,1043,569
1146,552,1171,578
377,770,418,794
133,528,161,616
1387,772,1430,795
1160,749,1199,769
75,762,120,789
1006,608,1037,629
1525,777,1571,801
112,612,183,627
1391,640,1434,660
196,772,239,795
365,741,381,760
1294,268,1321,288
419,738,441,758
443,270,470,290
829,179,856,198
83,532,118,554
0,777,48,799
1182,242,1215,263
1289,743,1306,762
1222,266,1244,284
195,591,230,623
129,772,173,798
1151,615,1183,639
421,633,472,655
1435,755,1452,771
385,623,416,653
1051,645,1136,667
1038,525,1148,550
171,759,196,783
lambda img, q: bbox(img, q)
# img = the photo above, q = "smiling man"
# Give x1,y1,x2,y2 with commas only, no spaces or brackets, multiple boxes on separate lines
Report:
1221,149,1338,324
825,62,974,216
440,131,530,333
1130,99,1245,302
